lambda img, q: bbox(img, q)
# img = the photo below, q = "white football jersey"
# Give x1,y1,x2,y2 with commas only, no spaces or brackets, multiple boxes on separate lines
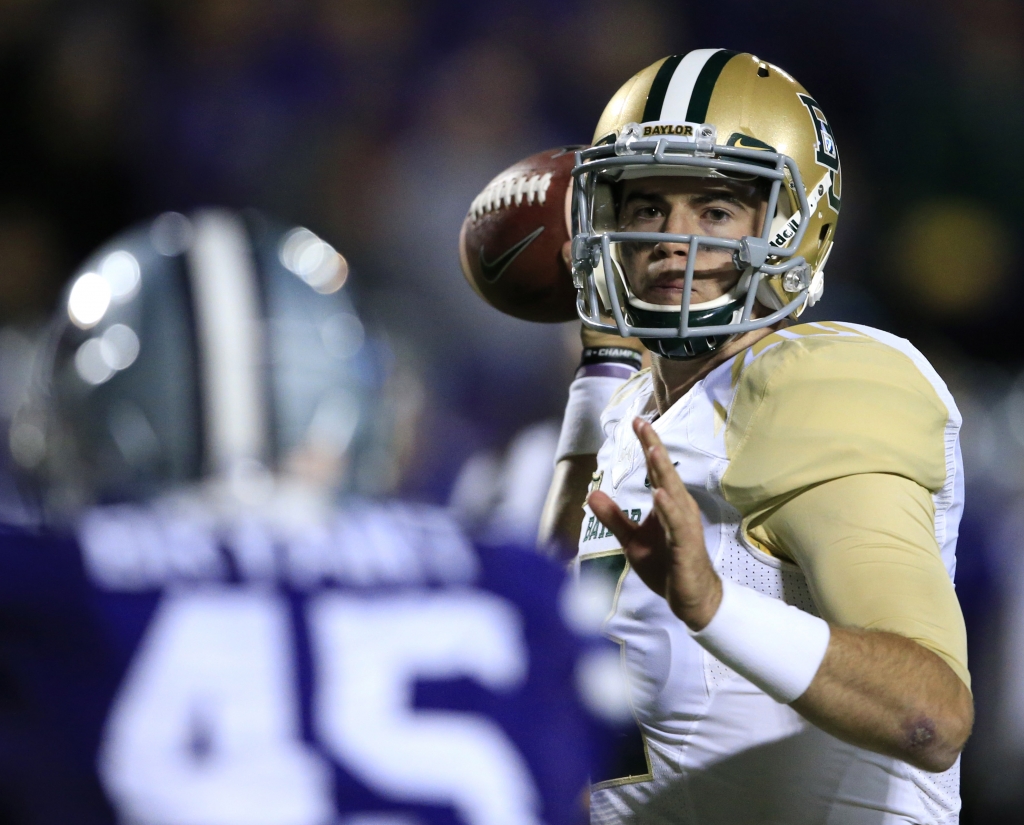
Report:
579,322,965,825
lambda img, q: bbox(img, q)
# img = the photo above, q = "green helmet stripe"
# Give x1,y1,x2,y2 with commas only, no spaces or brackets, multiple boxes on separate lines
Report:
685,49,739,123
642,54,685,122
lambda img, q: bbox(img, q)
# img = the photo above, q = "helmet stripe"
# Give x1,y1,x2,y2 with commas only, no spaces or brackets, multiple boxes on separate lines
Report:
658,49,724,122
641,54,684,122
685,49,739,123
186,210,269,477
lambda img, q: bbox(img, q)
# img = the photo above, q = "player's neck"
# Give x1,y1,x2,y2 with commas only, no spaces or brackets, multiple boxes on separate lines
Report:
650,323,782,415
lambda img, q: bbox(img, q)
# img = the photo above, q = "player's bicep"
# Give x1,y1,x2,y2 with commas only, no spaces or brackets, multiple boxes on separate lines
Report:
750,473,970,689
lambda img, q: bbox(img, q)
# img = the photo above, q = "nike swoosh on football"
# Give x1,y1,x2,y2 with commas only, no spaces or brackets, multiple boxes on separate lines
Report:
479,226,546,284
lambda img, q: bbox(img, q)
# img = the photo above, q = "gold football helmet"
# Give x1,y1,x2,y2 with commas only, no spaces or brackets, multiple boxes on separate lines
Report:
571,49,841,358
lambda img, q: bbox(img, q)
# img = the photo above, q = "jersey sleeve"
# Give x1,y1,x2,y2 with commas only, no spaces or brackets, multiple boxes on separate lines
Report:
748,473,970,688
721,332,968,688
722,331,951,522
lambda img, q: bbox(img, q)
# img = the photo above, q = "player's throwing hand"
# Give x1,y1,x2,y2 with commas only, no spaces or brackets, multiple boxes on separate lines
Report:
587,418,723,632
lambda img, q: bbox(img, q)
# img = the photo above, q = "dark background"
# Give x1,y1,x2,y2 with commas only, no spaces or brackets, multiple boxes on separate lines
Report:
2,0,1023,819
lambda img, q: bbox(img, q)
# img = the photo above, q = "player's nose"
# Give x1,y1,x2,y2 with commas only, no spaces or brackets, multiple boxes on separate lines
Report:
666,203,701,236
652,206,694,258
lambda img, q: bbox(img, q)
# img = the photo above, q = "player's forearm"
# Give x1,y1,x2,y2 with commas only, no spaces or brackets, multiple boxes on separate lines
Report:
538,455,595,561
543,328,643,560
687,575,973,772
792,626,973,773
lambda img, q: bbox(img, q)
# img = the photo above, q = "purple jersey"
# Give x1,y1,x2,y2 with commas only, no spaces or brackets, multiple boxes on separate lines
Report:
0,502,614,825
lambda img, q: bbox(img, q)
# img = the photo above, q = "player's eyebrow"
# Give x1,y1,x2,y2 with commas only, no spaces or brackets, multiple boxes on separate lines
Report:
690,191,754,208
622,189,755,209
622,190,667,206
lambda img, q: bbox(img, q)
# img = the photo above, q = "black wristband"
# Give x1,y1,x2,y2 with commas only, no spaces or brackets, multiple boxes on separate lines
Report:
579,346,643,369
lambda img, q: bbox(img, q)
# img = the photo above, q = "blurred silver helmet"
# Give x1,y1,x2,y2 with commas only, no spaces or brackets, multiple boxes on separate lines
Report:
13,208,393,516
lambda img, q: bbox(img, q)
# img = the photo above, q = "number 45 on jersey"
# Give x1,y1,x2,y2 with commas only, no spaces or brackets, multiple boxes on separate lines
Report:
100,588,543,825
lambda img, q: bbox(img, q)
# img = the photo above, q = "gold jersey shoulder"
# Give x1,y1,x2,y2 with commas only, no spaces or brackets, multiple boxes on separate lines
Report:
722,322,951,523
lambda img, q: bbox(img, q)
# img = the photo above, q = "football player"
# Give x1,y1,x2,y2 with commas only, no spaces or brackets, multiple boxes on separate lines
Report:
541,50,972,824
0,209,615,825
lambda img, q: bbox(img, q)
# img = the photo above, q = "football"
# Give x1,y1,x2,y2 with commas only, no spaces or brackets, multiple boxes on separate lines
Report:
459,145,583,323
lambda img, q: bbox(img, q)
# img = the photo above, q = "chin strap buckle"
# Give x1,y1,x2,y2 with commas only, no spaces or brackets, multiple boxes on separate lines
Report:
782,264,811,294
695,124,717,156
735,236,772,270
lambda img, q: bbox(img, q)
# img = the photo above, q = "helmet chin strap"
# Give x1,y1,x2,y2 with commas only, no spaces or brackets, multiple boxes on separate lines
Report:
594,244,773,360
635,300,744,360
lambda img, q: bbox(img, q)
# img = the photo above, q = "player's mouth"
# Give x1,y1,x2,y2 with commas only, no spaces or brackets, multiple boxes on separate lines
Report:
643,268,704,302
645,279,687,303
641,267,737,305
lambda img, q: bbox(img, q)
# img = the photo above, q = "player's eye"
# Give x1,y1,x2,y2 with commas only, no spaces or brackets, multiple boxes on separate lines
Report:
634,206,662,221
704,207,732,222
619,205,661,230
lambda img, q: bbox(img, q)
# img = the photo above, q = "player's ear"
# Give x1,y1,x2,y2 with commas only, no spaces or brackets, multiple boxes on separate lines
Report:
561,240,572,271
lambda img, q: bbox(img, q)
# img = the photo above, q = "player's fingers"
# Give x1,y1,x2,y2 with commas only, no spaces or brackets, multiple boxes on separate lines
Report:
622,520,669,591
632,418,662,488
652,487,702,550
633,418,688,498
580,324,645,351
588,490,639,545
579,296,647,352
561,239,572,271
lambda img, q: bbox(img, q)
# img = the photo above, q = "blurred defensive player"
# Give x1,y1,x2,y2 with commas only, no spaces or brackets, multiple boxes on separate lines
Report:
541,50,972,824
0,210,616,825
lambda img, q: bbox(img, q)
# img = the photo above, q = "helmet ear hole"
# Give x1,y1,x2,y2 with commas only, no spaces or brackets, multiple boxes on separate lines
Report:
818,223,832,248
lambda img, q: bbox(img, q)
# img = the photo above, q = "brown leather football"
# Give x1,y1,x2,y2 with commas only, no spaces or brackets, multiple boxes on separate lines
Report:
459,146,583,323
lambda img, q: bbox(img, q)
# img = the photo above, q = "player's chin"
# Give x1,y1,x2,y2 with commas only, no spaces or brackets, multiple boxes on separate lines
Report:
641,283,734,307
643,267,739,300
638,285,686,306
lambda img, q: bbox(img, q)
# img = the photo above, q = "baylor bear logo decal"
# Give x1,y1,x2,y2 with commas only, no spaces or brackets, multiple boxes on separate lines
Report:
798,93,841,211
